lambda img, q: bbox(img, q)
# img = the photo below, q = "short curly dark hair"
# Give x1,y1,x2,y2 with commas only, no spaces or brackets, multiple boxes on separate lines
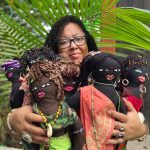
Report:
44,15,98,54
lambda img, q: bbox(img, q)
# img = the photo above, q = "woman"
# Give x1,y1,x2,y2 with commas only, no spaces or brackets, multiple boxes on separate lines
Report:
8,15,149,145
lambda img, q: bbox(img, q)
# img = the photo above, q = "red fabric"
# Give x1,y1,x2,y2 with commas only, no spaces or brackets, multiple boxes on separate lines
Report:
122,87,143,112
80,85,116,150
126,96,142,112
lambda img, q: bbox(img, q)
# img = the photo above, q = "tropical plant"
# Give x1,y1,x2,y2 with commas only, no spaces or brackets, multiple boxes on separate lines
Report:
0,0,150,102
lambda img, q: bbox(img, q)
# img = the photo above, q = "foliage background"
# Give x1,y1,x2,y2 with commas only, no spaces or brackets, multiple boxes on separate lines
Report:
0,0,150,147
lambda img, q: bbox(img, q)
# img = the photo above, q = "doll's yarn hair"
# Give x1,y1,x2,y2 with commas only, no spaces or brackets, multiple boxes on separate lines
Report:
21,46,56,71
28,60,64,101
56,54,80,78
122,55,148,75
80,52,122,86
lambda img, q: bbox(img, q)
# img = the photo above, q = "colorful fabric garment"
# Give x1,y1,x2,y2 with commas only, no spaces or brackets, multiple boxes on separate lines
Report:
33,101,78,130
40,133,71,150
80,85,116,150
33,102,78,150
122,87,143,112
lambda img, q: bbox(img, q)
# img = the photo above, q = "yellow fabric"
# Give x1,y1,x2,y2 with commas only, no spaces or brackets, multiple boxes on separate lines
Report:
49,133,71,150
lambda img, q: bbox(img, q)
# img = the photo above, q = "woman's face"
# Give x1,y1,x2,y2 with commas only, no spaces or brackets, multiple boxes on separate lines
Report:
58,23,88,64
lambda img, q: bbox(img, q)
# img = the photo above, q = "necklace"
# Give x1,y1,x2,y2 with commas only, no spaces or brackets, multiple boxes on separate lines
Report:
36,103,62,137
94,81,116,87
94,81,121,111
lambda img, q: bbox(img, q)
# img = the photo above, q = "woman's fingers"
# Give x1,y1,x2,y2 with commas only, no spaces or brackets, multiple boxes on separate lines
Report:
24,123,46,136
107,111,127,123
107,138,124,145
32,135,49,144
25,112,44,123
122,98,136,112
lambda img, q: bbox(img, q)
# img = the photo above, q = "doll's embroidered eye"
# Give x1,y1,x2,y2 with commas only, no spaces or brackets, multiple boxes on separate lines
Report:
9,68,14,70
114,68,121,72
135,69,142,73
72,82,76,84
46,83,50,86
98,69,103,71
41,83,51,88
105,69,109,72
42,84,46,88
32,87,37,91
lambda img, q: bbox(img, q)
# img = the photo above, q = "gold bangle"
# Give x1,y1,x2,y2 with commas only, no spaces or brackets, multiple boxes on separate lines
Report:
6,109,17,135
137,123,149,142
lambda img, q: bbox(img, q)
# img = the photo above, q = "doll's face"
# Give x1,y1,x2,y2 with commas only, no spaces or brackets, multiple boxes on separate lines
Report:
125,65,149,86
5,67,22,82
93,57,121,83
63,76,79,94
30,76,58,102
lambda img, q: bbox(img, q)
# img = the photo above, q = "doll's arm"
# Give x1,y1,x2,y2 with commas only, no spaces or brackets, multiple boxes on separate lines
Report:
10,82,24,108
70,118,85,150
67,91,80,111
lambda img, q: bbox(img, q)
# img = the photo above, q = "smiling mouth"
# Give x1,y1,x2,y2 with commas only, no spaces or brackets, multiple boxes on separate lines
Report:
70,53,81,58
8,72,13,78
106,75,114,80
38,92,45,98
138,76,145,83
64,86,74,91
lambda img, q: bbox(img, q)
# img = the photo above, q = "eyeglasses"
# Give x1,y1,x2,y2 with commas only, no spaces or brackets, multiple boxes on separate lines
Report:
59,36,86,49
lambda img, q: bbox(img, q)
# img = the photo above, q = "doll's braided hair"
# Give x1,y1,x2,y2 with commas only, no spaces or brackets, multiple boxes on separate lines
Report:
56,53,80,78
27,60,64,101
21,46,56,72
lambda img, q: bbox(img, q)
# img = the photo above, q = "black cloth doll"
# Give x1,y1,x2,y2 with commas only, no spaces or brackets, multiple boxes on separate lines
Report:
68,52,126,150
1,59,25,108
120,55,149,119
1,46,56,109
21,60,85,150
56,54,80,103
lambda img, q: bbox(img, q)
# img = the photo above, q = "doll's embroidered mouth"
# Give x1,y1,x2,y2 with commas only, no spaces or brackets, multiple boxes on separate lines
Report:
64,86,74,91
138,76,145,83
38,92,45,98
106,75,114,80
8,72,13,78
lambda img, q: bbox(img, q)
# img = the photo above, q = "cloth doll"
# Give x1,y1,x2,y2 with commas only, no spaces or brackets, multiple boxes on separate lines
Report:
1,46,56,109
120,55,149,121
68,52,126,150
21,60,84,150
56,54,80,103
1,59,25,108
1,47,57,150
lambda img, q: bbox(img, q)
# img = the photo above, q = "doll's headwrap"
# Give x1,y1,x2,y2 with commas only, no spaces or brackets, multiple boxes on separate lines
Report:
122,55,148,74
1,58,25,82
80,52,122,86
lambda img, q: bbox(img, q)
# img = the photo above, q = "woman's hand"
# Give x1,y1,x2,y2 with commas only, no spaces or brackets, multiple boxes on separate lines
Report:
9,106,49,144
107,98,147,144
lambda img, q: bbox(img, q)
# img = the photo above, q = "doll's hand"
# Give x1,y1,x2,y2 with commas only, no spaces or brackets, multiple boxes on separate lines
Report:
107,98,147,144
9,106,49,144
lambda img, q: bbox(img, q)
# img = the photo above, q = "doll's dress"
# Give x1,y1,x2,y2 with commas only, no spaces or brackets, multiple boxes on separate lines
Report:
33,101,78,150
80,85,116,150
122,87,143,112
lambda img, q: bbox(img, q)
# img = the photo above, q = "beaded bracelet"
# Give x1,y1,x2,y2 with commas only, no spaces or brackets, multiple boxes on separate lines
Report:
137,123,149,142
6,109,17,135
